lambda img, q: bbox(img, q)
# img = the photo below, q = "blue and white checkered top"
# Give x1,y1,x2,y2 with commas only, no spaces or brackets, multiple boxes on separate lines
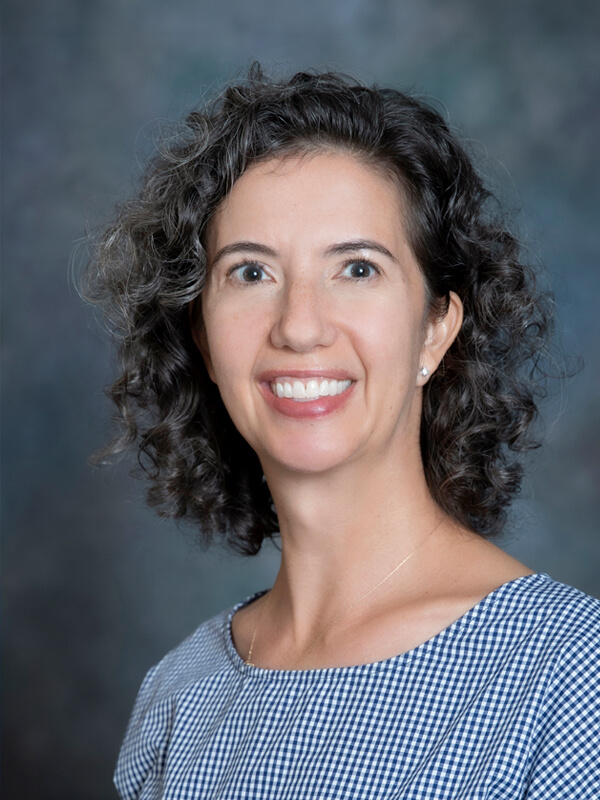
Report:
115,573,600,799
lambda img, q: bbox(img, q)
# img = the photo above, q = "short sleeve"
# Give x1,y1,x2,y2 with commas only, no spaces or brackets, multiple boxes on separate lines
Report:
114,665,175,800
525,628,600,798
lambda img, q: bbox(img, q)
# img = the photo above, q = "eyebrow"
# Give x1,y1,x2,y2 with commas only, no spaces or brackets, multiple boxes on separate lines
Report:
211,238,399,265
211,241,278,265
323,239,399,264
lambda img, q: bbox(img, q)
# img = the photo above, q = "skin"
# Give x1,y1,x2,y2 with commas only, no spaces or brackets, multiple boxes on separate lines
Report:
194,152,533,671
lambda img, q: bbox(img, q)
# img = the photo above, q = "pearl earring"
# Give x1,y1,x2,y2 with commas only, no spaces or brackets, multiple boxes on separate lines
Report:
419,366,430,377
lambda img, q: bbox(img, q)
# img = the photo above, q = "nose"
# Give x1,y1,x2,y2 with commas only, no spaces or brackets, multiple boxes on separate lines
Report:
270,278,337,352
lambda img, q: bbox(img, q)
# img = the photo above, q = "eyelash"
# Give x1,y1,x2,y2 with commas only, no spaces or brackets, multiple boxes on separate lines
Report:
226,258,381,284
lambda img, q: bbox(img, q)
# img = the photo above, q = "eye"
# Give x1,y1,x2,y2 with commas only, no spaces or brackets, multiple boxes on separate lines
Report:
229,262,269,283
340,259,380,280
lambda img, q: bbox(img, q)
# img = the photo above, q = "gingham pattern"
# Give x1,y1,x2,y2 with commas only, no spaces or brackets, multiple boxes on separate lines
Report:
115,574,600,799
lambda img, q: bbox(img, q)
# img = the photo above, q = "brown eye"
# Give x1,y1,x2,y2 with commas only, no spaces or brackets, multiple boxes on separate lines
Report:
241,265,264,282
230,263,268,283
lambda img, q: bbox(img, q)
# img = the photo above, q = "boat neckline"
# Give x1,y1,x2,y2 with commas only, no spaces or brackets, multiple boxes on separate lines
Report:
224,572,550,679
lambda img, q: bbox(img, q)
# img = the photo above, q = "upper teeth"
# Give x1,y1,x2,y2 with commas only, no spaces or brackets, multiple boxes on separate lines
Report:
271,378,352,401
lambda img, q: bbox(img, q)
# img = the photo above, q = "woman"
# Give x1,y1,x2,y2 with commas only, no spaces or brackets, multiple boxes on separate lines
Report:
87,67,599,798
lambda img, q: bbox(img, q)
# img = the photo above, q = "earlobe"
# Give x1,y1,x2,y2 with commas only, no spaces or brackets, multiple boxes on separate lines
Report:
419,292,463,380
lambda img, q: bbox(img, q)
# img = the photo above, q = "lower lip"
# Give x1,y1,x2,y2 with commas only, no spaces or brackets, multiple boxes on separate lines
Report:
259,382,355,419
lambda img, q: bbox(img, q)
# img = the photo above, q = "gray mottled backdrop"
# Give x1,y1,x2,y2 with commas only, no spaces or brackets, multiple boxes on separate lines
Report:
3,1,599,797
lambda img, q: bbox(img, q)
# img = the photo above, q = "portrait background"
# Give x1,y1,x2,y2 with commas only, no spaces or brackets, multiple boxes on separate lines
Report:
3,1,599,797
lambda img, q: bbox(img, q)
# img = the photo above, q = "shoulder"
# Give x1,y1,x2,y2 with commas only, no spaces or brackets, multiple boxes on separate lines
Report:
527,574,600,675
481,573,600,651
449,572,600,692
508,577,600,796
127,593,255,725
113,598,247,800
478,573,600,719
140,598,243,702
505,572,600,635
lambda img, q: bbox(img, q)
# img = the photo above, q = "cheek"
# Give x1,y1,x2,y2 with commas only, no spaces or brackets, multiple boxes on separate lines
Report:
358,302,424,370
206,329,238,385
204,312,257,391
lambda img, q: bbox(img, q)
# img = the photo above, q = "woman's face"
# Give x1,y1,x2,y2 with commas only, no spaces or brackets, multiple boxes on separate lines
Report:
196,152,461,476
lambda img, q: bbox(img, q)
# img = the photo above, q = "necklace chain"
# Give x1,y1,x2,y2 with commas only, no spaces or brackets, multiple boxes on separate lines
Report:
244,517,443,670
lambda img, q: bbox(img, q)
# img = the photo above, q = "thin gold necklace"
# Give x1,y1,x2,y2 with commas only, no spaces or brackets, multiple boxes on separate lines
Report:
244,517,443,670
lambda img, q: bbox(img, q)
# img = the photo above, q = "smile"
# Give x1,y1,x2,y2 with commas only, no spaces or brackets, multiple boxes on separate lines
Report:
271,378,353,402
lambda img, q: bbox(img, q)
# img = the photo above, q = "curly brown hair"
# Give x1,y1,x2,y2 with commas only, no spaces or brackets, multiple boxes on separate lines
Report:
83,64,554,555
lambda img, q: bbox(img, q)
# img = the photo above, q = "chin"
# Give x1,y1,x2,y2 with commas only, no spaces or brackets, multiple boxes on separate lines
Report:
261,439,357,476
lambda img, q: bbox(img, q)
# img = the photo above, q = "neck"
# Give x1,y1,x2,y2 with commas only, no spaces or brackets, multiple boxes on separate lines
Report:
261,451,443,640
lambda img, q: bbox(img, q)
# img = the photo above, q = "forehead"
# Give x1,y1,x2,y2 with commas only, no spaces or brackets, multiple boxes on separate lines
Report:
206,151,409,252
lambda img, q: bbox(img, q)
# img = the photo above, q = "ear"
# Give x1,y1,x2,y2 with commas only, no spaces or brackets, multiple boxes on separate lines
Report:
189,301,217,383
418,291,463,383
